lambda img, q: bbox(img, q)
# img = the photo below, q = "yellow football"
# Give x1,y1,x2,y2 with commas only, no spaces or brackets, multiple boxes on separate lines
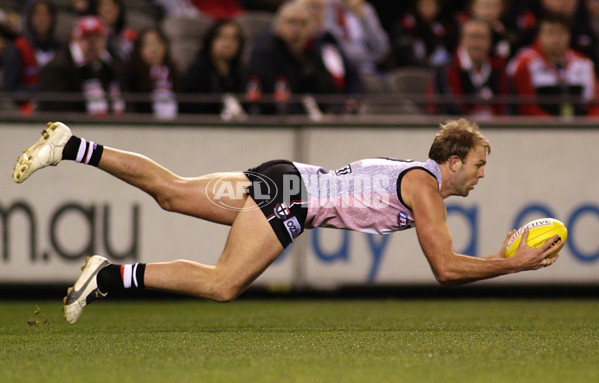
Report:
504,218,568,258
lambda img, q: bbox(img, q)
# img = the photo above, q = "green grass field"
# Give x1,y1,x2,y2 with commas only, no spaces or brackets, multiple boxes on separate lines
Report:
1,298,598,383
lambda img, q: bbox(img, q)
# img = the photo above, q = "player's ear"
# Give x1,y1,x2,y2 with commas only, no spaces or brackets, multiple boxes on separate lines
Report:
448,155,462,172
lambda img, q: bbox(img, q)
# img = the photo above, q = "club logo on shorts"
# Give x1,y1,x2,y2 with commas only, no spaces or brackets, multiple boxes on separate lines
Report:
283,216,301,241
397,211,414,231
274,203,291,219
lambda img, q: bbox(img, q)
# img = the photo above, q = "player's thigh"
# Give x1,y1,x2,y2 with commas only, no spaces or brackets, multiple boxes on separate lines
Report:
215,196,284,292
169,172,252,224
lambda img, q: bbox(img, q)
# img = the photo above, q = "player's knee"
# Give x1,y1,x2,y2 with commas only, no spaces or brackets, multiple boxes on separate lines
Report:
152,179,184,212
154,193,175,212
212,283,242,303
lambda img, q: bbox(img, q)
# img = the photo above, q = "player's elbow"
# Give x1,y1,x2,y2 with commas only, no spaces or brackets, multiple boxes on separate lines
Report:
434,272,453,286
431,264,458,286
435,275,456,287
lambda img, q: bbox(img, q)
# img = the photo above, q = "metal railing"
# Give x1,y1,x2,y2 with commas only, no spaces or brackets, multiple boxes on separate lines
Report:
1,91,599,127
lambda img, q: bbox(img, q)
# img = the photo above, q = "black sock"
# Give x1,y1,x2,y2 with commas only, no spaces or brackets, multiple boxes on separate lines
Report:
97,263,146,294
62,136,104,166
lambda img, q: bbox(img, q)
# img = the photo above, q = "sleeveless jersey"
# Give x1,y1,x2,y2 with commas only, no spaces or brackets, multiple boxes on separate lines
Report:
293,158,442,234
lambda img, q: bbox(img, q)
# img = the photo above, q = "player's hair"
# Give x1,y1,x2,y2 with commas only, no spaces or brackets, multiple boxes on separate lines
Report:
428,118,491,163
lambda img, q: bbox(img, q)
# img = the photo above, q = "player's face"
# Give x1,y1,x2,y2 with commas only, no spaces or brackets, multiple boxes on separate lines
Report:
454,145,487,197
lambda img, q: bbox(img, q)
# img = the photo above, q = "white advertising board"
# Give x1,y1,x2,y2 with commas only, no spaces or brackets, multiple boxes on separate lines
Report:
1,123,598,287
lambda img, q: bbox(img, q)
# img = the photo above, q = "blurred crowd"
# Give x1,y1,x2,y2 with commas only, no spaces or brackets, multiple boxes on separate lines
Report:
1,0,599,118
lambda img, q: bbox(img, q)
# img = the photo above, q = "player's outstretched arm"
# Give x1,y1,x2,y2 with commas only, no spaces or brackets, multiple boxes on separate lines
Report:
404,170,560,286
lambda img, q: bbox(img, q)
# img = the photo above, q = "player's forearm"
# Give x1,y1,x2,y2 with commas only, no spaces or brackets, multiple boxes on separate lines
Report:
433,254,517,286
483,252,504,260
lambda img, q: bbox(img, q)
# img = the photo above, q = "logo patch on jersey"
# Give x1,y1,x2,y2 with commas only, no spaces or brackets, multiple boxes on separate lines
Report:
397,212,414,231
274,203,291,219
283,216,301,241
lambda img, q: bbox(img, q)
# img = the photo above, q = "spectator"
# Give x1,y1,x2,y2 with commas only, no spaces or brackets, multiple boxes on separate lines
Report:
430,18,508,116
390,0,453,68
507,11,599,116
585,0,599,69
0,22,18,91
182,19,246,114
586,0,599,33
323,0,390,73
298,0,363,95
23,0,61,67
0,7,22,34
246,1,345,114
37,15,124,115
571,0,599,74
456,0,512,66
122,27,182,119
495,1,537,54
3,0,61,114
537,0,598,69
93,0,137,64
0,21,14,56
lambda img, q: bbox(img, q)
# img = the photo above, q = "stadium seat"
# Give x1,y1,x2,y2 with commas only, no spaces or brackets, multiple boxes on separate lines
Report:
54,11,80,43
125,0,161,19
170,40,201,74
237,11,274,43
359,99,422,115
387,67,434,113
2,0,21,11
161,14,213,73
235,11,273,69
161,14,213,42
52,0,71,8
359,72,389,93
387,67,434,96
127,12,157,31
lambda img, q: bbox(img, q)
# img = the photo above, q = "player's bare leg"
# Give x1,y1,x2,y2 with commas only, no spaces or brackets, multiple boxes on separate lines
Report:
144,196,284,301
64,195,282,323
13,121,251,225
12,122,287,323
97,147,251,225
94,151,282,300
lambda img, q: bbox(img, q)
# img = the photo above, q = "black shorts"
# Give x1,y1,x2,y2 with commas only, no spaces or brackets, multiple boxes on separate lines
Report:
244,160,308,248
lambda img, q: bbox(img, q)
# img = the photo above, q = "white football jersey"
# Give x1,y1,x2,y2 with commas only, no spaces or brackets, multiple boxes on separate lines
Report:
293,158,442,234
